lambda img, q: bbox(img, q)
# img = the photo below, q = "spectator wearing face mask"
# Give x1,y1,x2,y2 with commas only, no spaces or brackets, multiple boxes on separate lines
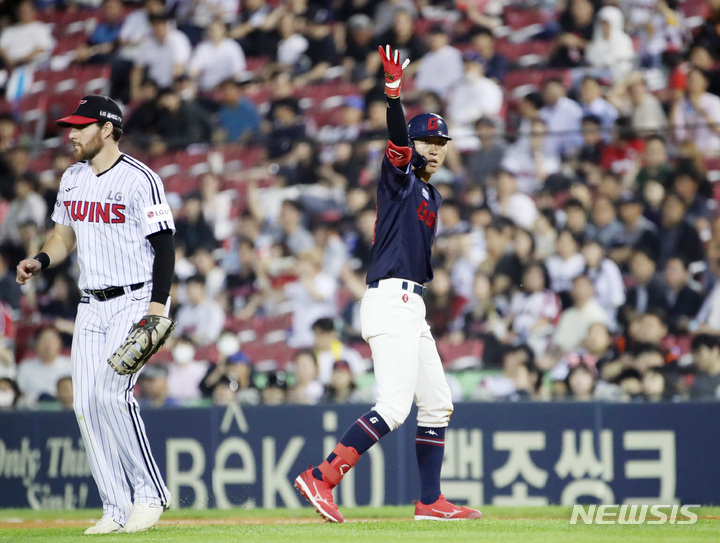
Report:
167,336,209,403
200,331,259,404
0,377,21,410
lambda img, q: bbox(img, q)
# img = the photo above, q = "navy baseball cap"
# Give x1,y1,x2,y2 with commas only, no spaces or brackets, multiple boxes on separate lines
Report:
56,95,123,129
407,113,452,141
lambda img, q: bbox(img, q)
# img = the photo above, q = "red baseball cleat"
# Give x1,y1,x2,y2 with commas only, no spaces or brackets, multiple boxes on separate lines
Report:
414,495,483,521
294,467,344,523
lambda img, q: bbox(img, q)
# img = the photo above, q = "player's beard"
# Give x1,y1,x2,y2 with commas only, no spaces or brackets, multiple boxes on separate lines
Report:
73,131,104,161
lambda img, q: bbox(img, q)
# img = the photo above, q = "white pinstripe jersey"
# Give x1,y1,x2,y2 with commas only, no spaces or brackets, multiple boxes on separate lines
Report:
51,154,175,291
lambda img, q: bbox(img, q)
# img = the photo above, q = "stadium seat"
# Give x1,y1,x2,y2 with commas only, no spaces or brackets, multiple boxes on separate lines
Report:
258,312,294,338
37,8,98,27
221,144,266,171
195,344,219,364
503,7,554,30
496,39,553,67
437,339,484,370
164,176,200,195
242,341,296,368
245,56,270,73
293,82,361,107
305,107,346,129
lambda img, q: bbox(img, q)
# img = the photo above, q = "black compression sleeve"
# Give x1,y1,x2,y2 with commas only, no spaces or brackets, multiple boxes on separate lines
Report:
147,229,175,305
387,96,409,147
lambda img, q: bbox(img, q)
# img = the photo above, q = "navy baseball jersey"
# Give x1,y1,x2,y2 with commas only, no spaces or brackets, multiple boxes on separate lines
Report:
366,154,442,285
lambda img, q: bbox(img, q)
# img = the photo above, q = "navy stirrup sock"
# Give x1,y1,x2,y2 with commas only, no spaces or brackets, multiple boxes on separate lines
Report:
416,426,446,504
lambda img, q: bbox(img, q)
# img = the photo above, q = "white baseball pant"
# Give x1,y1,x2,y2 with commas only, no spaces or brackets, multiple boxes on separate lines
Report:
72,283,169,524
361,278,453,430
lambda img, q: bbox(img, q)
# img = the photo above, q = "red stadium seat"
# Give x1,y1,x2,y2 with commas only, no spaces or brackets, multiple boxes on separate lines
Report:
242,341,296,368
503,6,554,30
37,8,98,27
245,84,274,106
305,106,346,129
258,312,293,338
245,56,271,73
164,176,200,195
436,339,484,369
293,82,361,106
496,39,554,65
196,344,220,364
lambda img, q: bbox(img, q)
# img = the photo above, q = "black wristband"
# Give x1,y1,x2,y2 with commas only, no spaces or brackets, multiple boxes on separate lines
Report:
150,291,169,305
33,252,50,269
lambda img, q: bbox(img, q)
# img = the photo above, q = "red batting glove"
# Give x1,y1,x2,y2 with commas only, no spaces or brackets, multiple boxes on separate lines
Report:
379,44,410,99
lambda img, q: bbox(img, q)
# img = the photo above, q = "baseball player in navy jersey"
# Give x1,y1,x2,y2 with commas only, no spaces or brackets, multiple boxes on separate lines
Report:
16,95,174,534
294,46,482,522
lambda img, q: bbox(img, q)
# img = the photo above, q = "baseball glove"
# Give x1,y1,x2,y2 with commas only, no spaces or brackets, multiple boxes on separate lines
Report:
108,315,176,376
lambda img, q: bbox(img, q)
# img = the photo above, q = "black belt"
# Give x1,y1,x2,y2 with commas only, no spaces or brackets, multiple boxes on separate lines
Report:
368,280,427,298
85,282,144,301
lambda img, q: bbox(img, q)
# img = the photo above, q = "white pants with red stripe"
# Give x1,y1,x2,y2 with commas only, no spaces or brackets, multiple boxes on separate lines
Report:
71,284,169,525
361,278,453,430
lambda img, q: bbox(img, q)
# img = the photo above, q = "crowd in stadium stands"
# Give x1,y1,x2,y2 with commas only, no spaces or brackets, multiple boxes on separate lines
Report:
2,0,720,409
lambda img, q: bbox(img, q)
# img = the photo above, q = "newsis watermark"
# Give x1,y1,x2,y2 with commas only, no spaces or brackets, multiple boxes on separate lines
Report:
570,504,700,525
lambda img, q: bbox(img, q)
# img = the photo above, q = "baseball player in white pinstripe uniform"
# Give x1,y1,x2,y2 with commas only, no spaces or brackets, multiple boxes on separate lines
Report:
16,95,175,534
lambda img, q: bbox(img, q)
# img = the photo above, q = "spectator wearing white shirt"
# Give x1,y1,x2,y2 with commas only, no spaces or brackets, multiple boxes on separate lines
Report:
488,168,538,230
131,12,192,100
0,0,53,100
672,68,720,157
111,0,166,102
275,10,308,71
446,52,504,151
508,262,562,357
585,5,636,83
16,327,72,405
0,0,53,70
167,336,209,402
611,71,667,135
580,76,618,139
189,19,247,92
581,238,625,331
545,229,586,306
174,0,240,45
117,0,166,61
284,249,338,348
501,118,561,195
413,25,464,99
175,274,227,346
540,78,584,157
287,349,324,404
552,274,608,355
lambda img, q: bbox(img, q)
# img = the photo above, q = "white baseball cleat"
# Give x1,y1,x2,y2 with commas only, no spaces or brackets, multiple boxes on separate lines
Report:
84,516,123,534
122,494,171,533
